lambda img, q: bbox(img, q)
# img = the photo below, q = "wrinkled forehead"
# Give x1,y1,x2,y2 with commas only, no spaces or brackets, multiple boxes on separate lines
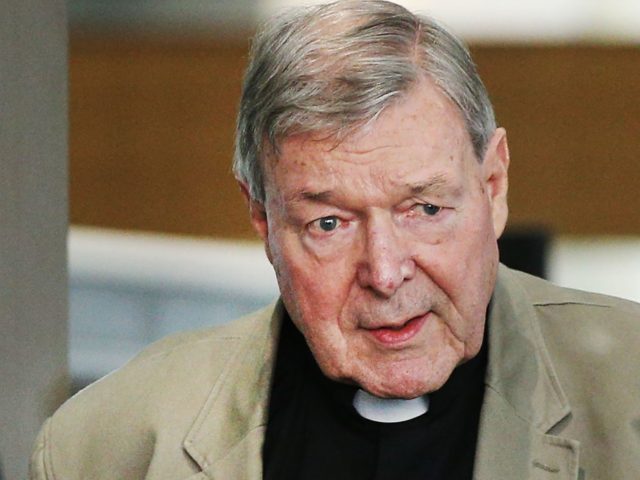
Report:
264,77,472,171
261,80,477,205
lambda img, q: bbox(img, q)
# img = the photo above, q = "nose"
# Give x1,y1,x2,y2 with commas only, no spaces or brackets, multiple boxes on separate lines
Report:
356,215,415,298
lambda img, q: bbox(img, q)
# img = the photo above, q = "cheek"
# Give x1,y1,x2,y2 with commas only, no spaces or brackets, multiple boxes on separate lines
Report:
424,208,495,276
417,205,497,327
269,235,352,327
457,198,497,257
455,210,499,294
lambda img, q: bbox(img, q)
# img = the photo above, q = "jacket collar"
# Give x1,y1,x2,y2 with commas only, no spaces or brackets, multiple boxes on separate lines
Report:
182,301,284,479
182,266,580,479
473,265,580,479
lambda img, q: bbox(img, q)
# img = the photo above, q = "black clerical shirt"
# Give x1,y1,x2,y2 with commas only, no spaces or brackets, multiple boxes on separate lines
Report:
263,315,488,480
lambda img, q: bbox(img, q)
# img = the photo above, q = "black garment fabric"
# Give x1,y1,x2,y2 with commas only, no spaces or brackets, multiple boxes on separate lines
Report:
263,314,488,480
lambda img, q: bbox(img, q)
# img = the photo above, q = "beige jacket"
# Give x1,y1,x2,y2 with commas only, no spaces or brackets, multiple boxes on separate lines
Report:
30,266,640,479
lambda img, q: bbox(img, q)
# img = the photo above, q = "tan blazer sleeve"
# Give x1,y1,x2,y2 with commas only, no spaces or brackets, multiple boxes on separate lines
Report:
30,419,53,480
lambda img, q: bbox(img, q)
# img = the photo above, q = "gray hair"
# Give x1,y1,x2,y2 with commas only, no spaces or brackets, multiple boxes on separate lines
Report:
234,0,496,203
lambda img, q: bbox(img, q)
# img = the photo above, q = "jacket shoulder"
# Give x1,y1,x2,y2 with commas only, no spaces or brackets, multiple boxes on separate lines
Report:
126,303,272,363
506,266,640,313
503,267,640,365
33,304,276,480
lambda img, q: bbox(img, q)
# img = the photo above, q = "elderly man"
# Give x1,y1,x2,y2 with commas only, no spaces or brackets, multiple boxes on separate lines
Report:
31,1,639,479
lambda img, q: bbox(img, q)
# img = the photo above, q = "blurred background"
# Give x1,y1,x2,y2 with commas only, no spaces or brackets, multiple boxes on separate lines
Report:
2,1,640,478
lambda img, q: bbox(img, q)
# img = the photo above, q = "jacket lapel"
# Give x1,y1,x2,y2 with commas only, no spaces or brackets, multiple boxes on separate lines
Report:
474,266,580,479
182,302,284,480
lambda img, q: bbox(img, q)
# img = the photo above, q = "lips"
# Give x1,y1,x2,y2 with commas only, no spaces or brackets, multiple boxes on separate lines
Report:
366,313,428,345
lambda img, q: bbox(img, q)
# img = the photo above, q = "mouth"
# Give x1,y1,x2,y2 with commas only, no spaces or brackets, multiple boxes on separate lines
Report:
364,312,429,346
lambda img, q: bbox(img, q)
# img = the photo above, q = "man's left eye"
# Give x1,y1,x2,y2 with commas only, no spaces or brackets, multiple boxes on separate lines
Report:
417,203,442,216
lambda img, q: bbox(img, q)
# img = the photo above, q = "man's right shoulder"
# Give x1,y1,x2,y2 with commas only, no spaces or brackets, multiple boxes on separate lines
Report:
30,303,278,480
128,304,274,364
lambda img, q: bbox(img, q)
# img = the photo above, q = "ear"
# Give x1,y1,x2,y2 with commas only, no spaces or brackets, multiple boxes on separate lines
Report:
238,181,269,242
481,128,510,239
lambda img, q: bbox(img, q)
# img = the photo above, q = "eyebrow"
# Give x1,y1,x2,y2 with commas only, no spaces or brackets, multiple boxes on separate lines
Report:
288,174,460,204
296,190,334,203
406,174,453,196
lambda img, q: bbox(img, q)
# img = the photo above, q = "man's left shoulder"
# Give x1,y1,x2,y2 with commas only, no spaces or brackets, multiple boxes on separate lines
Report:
505,265,640,321
506,266,640,371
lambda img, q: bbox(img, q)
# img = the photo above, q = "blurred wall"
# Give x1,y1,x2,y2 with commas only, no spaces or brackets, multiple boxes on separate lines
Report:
0,2,68,479
68,31,640,237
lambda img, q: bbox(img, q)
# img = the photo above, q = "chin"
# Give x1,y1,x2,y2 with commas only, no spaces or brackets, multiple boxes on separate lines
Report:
363,377,446,400
351,361,457,400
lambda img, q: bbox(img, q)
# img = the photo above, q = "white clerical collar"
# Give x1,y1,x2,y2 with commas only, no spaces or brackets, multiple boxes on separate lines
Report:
352,389,430,423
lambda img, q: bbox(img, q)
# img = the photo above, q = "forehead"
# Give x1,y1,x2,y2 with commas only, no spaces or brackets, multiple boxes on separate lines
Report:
264,79,474,199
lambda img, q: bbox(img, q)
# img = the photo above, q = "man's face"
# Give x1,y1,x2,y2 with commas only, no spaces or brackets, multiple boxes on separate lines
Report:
247,78,509,399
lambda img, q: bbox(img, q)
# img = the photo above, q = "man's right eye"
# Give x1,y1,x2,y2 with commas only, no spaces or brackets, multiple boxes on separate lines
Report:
312,216,341,232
